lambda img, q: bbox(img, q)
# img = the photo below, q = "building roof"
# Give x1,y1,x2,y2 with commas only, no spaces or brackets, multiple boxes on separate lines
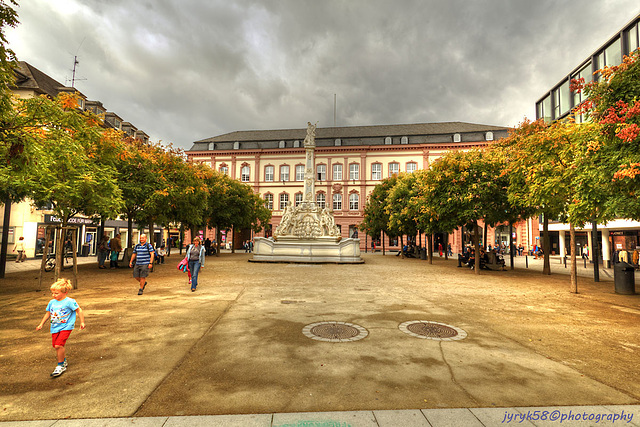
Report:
195,122,509,144
12,61,76,98
188,121,510,152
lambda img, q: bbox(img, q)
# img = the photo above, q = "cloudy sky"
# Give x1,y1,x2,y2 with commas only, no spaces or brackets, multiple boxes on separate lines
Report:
6,0,640,150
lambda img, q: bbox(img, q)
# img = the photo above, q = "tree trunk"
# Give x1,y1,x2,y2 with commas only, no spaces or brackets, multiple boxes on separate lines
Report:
570,224,578,293
483,221,488,249
216,226,221,257
474,221,480,274
179,224,184,255
0,197,11,279
55,225,64,281
444,232,449,260
382,232,386,256
231,226,236,253
399,235,404,259
509,223,514,270
427,234,433,264
149,222,155,247
592,219,600,282
543,214,551,275
127,215,134,249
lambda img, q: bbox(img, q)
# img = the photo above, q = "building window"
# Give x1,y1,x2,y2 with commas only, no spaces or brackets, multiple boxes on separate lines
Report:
349,193,359,210
389,162,400,176
280,165,290,182
293,140,300,148
233,141,240,149
453,133,461,143
335,138,341,146
241,166,250,182
295,193,303,207
264,194,273,210
220,165,229,175
406,162,417,173
279,193,289,210
384,137,392,145
401,136,408,145
626,23,639,53
295,165,305,181
485,132,494,141
208,142,215,150
371,163,382,180
349,163,359,180
265,165,274,182
333,193,342,210
317,164,326,181
604,37,622,67
316,193,326,209
278,140,285,148
333,164,343,181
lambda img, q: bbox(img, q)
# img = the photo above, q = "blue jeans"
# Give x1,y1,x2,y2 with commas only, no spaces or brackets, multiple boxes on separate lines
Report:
188,260,201,289
98,250,108,267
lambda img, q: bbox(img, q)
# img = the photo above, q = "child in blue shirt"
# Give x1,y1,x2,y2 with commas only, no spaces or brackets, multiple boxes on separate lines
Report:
36,278,85,377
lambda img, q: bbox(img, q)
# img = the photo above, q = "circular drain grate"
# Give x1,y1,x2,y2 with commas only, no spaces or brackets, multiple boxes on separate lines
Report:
399,321,467,341
303,322,368,343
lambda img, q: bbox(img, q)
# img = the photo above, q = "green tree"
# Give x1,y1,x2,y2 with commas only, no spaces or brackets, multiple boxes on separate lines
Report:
360,175,398,255
499,118,604,290
386,172,419,259
581,49,640,220
417,149,508,273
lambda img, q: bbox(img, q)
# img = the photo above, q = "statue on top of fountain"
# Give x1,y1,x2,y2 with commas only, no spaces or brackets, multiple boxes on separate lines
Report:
273,121,341,241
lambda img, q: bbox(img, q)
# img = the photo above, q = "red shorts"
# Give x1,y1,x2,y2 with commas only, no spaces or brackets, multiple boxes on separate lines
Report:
51,330,72,347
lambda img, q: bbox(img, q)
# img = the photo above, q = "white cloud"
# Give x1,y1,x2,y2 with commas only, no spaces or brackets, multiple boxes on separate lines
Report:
6,0,640,149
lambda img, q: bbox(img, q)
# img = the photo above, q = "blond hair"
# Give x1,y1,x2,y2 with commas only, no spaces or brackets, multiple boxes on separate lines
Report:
50,278,72,293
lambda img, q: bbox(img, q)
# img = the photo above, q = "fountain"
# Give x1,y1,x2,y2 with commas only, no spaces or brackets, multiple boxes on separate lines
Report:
250,122,363,264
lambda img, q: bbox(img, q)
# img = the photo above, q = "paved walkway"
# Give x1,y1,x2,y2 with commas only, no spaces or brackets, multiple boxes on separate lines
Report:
1,253,638,427
0,405,639,426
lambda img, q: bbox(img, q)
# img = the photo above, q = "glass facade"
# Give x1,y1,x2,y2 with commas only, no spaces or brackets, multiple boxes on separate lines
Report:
535,14,639,123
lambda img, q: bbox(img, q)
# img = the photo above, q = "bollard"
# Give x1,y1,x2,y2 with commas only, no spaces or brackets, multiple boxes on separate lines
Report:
584,258,587,268
525,255,528,268
457,254,462,268
564,256,567,268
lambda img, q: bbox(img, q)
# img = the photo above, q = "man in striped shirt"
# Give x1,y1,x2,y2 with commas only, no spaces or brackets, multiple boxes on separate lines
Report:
129,234,155,295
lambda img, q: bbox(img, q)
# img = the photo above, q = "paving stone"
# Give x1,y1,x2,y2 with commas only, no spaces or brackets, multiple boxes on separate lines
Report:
422,408,484,427
53,418,168,427
373,409,430,426
163,414,272,426
272,411,378,427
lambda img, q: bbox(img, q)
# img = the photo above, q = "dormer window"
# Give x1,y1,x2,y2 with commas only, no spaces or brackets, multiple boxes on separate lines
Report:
293,140,300,148
279,140,285,148
208,142,215,150
335,138,341,146
401,136,408,145
485,132,494,141
384,137,392,145
233,141,240,150
453,133,461,143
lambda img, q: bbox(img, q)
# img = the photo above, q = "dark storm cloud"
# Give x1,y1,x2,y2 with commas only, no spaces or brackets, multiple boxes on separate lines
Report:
6,0,640,149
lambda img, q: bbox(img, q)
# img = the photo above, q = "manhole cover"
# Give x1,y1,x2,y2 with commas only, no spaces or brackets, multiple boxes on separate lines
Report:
303,322,368,343
399,321,467,341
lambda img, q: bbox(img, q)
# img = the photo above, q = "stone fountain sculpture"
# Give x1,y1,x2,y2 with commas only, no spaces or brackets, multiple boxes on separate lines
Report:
251,122,363,263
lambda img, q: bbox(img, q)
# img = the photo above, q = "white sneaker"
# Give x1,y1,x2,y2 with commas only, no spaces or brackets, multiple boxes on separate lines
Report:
51,365,66,377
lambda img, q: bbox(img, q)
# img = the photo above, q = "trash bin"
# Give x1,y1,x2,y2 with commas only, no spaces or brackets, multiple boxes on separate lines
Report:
614,261,636,295
81,244,90,257
420,248,427,260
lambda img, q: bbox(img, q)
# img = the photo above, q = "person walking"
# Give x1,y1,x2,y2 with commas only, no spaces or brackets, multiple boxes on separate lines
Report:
185,236,205,292
129,234,155,295
109,233,122,269
35,278,85,377
13,236,27,262
97,233,110,269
